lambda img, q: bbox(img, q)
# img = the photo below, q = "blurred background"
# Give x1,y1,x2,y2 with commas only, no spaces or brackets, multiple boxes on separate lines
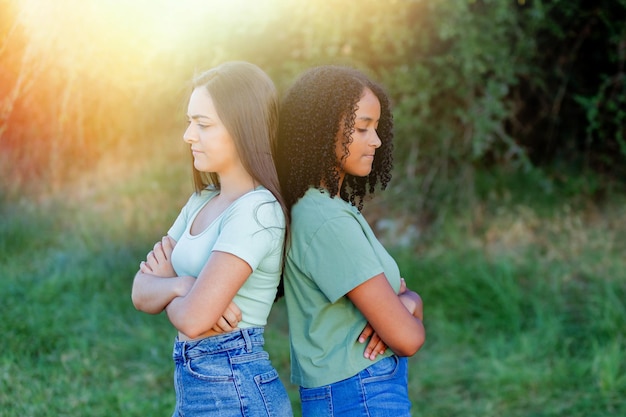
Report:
1,0,625,416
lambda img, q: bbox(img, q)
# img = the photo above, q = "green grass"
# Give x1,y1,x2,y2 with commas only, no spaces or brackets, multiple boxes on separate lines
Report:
1,170,625,416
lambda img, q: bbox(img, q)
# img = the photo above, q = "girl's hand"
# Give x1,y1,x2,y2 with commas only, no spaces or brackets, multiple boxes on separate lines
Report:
143,236,177,278
212,301,243,333
399,277,407,294
358,323,387,361
398,290,423,321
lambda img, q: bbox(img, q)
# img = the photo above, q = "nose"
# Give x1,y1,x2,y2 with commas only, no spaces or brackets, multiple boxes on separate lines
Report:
371,130,382,148
183,124,196,143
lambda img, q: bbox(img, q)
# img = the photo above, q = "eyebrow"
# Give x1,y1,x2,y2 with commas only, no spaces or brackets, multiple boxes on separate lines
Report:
356,116,379,123
187,114,213,121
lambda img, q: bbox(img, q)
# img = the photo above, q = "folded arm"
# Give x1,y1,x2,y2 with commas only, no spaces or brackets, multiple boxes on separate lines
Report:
165,250,252,339
358,278,424,360
131,236,243,333
348,274,425,357
131,236,194,314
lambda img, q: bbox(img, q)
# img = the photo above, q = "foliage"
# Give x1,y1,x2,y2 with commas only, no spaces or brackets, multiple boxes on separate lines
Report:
374,0,533,214
0,0,192,195
513,0,626,180
1,0,624,219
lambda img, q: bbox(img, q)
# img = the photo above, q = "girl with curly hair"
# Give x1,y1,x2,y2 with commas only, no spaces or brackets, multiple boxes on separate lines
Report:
131,61,292,416
276,65,425,416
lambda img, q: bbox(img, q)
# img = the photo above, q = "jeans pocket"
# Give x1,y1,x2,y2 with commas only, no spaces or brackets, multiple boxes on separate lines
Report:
361,356,411,416
254,369,292,417
300,385,333,416
185,354,234,382
361,355,401,383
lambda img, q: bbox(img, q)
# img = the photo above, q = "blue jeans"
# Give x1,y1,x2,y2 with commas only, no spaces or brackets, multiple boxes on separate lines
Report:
299,355,411,417
171,327,293,417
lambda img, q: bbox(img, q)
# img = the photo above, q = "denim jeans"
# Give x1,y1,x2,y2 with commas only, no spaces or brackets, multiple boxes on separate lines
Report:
171,327,293,417
299,355,411,417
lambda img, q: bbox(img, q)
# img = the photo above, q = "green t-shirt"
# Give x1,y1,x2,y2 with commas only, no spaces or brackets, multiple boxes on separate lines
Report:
284,188,401,387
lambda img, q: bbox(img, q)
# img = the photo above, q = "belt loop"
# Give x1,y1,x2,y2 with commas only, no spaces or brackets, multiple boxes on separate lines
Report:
181,341,188,362
242,328,252,352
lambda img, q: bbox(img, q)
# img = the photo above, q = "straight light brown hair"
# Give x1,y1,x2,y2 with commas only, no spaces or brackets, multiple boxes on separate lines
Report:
189,62,289,296
190,61,280,200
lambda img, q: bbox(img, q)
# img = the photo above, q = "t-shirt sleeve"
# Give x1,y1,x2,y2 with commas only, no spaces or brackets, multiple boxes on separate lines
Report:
302,215,384,303
213,193,285,272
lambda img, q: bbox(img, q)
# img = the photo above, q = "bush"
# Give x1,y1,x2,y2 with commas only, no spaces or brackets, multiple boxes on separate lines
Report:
512,0,626,180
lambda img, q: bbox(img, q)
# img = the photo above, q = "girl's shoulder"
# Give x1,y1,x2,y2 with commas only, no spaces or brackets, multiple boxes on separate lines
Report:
175,189,219,222
229,187,278,212
185,188,219,207
227,187,284,225
239,186,276,202
230,186,281,212
295,188,358,218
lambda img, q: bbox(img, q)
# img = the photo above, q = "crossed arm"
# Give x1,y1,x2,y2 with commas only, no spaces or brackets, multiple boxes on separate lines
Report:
352,275,425,359
131,236,243,336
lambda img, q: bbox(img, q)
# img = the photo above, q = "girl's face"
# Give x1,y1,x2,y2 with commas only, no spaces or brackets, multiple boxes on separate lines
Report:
184,87,239,174
335,87,382,183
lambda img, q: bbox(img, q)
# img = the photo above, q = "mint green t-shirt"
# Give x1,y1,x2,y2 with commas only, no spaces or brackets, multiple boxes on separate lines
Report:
284,188,401,388
168,187,285,329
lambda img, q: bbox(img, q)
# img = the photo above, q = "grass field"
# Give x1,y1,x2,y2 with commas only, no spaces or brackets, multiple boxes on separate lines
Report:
1,160,625,416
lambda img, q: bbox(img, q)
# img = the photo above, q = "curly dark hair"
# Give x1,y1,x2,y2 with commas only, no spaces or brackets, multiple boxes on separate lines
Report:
276,65,394,211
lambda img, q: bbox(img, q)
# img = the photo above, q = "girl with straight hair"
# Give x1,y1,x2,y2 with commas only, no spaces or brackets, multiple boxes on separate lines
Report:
132,61,292,417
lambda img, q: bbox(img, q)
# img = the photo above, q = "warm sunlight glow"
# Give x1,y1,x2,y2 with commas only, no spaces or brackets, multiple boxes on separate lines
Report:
2,0,417,195
13,0,275,82
2,0,283,191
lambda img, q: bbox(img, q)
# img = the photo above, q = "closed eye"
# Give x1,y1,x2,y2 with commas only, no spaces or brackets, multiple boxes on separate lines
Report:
186,119,209,129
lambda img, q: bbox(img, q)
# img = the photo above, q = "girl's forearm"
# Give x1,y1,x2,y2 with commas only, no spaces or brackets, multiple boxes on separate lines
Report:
349,275,425,357
165,295,222,339
131,271,189,314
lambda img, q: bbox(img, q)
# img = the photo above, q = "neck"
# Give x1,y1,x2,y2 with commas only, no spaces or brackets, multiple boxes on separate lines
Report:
216,166,258,202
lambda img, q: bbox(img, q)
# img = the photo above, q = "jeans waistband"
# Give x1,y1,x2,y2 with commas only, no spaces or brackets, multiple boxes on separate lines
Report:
173,327,265,361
